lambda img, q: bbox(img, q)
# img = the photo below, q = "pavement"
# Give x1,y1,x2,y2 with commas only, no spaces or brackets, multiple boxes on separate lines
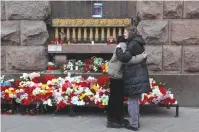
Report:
1,107,199,132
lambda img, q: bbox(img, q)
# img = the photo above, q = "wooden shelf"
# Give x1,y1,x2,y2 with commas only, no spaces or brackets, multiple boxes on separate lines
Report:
48,44,116,54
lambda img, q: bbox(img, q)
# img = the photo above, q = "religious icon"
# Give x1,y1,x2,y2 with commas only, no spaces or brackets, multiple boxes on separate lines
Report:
107,36,115,44
92,3,103,18
59,31,66,42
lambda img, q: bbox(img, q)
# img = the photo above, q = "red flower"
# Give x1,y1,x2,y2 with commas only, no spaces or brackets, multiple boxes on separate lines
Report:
99,92,103,96
98,102,104,108
83,96,90,103
48,66,53,70
56,101,66,111
15,80,21,87
140,95,148,104
70,92,77,97
75,82,89,87
22,98,31,106
97,76,110,88
152,82,157,87
32,76,47,84
62,81,70,91
45,75,55,81
159,87,166,95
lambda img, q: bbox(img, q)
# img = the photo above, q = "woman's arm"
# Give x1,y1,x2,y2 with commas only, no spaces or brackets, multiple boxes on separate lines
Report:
115,43,134,63
126,53,146,64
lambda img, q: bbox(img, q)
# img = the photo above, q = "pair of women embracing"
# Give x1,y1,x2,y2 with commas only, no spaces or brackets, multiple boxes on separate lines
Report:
107,25,151,131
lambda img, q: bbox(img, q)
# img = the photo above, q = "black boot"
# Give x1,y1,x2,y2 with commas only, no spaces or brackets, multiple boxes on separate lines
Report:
106,121,123,128
119,118,129,126
124,124,139,131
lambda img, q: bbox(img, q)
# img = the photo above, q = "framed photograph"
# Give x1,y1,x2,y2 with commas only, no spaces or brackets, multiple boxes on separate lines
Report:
92,3,103,18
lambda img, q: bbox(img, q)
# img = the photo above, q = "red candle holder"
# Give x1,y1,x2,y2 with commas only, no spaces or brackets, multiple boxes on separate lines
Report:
51,41,54,45
74,40,78,44
55,38,59,44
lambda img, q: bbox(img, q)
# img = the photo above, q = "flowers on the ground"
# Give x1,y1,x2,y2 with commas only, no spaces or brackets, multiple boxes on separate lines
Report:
140,78,177,105
1,73,177,111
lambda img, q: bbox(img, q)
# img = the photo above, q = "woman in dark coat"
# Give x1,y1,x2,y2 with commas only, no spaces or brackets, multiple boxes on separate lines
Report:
107,36,147,128
115,25,151,131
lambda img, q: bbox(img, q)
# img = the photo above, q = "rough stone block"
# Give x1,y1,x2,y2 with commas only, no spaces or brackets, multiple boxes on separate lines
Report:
163,1,183,18
145,45,162,71
5,1,50,20
1,21,20,45
171,20,199,45
137,20,169,45
137,1,163,19
1,1,6,20
184,1,199,19
20,20,49,46
6,46,48,71
1,46,6,70
184,46,199,72
163,45,182,71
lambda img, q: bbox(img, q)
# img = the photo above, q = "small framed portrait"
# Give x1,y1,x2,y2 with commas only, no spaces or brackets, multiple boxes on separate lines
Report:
92,3,103,18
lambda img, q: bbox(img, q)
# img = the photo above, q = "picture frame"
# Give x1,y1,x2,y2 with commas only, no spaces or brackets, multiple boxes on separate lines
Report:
92,3,103,18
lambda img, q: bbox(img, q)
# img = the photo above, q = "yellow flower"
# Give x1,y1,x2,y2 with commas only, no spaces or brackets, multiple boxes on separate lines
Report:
105,63,108,72
91,84,99,91
5,89,8,93
41,84,47,90
80,94,86,100
73,85,78,89
40,90,46,94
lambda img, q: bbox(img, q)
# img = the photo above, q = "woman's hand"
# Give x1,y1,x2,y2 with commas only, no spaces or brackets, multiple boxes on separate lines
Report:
142,52,147,58
116,44,121,48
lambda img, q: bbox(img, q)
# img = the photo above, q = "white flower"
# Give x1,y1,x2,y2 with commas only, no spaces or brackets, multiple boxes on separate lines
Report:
152,88,162,96
48,62,55,66
32,88,41,96
66,88,73,95
43,99,53,106
29,72,40,80
85,88,93,96
9,94,16,98
71,96,79,105
7,79,14,82
77,100,85,106
64,96,69,100
21,93,28,100
0,75,5,83
15,98,21,103
75,87,84,94
21,73,29,80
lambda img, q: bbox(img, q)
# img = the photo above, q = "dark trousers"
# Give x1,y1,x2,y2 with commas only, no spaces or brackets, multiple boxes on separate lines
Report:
107,78,124,122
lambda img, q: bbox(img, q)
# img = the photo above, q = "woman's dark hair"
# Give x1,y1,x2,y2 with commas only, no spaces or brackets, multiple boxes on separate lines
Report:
117,36,126,43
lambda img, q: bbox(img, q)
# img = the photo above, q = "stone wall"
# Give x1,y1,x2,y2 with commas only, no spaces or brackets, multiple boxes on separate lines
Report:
137,1,199,106
137,1,199,74
1,1,50,72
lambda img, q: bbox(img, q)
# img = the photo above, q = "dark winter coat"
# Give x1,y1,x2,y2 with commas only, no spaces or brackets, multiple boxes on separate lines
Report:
115,34,151,96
